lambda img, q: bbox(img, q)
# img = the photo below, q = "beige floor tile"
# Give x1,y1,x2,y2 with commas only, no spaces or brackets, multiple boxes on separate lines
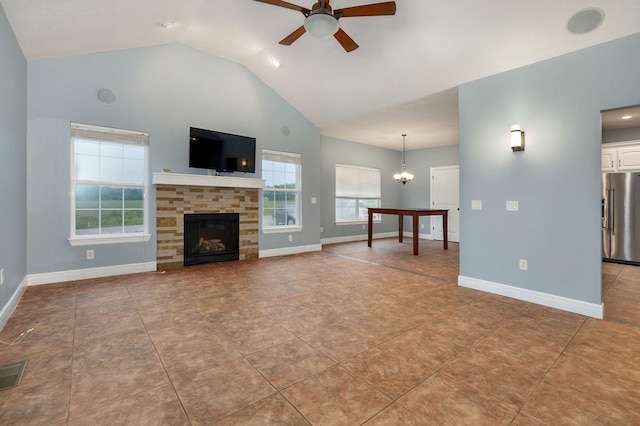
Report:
70,329,169,416
301,322,379,362
521,380,640,425
439,344,550,409
150,320,242,379
398,373,517,425
385,326,468,370
216,393,311,425
2,240,638,424
246,338,335,390
68,384,190,425
363,403,426,425
0,374,71,425
173,357,276,423
282,365,391,425
544,353,640,417
340,342,434,399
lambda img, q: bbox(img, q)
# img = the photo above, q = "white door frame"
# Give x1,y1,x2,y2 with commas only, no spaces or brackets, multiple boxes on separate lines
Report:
430,165,460,243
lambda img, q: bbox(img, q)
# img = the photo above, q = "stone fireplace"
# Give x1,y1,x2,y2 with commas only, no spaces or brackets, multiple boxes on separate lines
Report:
184,213,239,266
153,173,264,269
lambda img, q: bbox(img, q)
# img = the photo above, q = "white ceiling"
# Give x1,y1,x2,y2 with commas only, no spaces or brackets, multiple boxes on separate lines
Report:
2,0,640,150
602,105,640,131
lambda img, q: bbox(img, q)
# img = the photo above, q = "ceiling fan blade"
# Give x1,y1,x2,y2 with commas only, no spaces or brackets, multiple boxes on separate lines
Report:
280,25,307,45
334,28,359,52
254,0,310,14
335,1,396,18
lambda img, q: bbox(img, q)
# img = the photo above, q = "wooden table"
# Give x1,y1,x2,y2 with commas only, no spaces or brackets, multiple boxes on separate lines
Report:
367,208,448,255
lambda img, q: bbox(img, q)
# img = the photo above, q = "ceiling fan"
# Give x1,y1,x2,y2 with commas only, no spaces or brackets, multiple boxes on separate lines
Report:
254,0,396,52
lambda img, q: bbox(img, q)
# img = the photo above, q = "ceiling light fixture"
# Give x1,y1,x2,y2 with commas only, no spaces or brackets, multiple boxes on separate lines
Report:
622,115,632,120
393,134,413,184
304,2,339,39
160,20,174,29
270,58,282,68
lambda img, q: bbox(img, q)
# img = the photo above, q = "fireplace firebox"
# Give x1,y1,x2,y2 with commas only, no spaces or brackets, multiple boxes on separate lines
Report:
184,213,239,266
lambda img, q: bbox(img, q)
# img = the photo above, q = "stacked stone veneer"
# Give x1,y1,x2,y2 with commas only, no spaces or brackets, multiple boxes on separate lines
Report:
156,184,259,268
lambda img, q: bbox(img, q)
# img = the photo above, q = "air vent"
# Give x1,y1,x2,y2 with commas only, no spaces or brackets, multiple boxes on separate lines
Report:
0,360,27,391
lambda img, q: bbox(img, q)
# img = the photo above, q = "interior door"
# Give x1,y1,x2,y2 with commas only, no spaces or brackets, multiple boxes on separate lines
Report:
430,166,460,243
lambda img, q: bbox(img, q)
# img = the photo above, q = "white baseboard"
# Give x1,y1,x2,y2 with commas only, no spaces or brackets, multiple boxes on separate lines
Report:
27,262,157,286
322,231,435,246
0,276,28,331
404,231,434,240
458,275,603,319
259,244,322,259
321,232,398,245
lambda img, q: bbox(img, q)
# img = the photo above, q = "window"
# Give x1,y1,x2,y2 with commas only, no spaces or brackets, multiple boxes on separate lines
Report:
69,123,150,245
335,164,381,223
262,150,301,231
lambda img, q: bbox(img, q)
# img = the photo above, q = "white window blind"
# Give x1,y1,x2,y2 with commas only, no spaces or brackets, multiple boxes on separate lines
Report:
263,150,301,164
335,164,381,223
336,164,381,198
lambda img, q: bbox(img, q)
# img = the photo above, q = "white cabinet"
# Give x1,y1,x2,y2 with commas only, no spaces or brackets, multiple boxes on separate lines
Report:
617,145,640,170
602,148,617,172
602,141,640,172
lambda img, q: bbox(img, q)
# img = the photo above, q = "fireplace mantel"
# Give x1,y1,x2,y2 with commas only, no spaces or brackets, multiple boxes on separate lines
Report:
152,172,265,189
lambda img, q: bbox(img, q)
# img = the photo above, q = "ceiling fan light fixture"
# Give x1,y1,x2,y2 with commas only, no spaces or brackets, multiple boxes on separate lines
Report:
304,13,339,39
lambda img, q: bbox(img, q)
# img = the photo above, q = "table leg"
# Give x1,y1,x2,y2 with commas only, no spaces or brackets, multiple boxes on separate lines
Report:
412,213,419,255
443,211,448,250
368,210,373,247
398,215,403,243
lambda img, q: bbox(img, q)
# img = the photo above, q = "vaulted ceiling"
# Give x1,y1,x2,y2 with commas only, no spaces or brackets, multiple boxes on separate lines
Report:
2,0,640,150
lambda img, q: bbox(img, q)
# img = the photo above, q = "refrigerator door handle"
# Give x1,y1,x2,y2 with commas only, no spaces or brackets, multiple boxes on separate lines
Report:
610,188,615,234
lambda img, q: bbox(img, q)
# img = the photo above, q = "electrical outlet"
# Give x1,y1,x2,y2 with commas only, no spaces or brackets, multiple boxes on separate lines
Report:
86,249,95,260
320,226,323,233
519,259,528,270
421,223,425,229
0,268,4,285
507,200,519,211
288,234,293,242
362,224,365,230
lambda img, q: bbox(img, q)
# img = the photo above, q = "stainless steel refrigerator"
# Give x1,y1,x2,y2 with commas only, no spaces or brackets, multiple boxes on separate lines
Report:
602,172,640,264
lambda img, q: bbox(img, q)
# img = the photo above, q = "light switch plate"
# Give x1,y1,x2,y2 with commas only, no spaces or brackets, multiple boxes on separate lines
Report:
471,200,482,210
506,200,519,211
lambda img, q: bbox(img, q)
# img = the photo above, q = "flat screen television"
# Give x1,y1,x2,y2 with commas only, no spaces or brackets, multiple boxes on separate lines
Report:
189,127,256,173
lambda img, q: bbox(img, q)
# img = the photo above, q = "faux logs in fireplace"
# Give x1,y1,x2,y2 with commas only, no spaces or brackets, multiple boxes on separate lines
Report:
183,213,239,266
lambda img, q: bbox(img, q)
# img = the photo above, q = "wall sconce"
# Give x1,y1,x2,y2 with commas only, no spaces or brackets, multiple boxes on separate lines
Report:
511,124,525,152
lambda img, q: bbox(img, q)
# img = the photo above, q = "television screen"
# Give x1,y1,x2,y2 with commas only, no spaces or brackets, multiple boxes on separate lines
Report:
189,127,256,173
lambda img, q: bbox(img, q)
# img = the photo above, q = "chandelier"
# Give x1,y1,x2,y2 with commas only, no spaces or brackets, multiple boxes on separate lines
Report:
393,134,413,184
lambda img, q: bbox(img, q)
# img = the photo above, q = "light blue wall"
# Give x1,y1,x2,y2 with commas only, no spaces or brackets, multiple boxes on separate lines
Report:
0,6,27,319
320,136,402,239
26,44,320,274
459,33,640,304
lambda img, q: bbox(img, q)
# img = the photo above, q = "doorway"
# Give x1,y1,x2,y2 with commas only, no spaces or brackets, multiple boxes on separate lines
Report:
601,105,640,325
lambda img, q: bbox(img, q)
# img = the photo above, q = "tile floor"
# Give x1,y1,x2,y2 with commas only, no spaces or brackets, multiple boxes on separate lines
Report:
1,238,639,425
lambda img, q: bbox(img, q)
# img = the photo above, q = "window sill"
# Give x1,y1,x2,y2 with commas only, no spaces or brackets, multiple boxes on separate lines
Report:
336,220,382,226
68,234,152,246
262,226,302,234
